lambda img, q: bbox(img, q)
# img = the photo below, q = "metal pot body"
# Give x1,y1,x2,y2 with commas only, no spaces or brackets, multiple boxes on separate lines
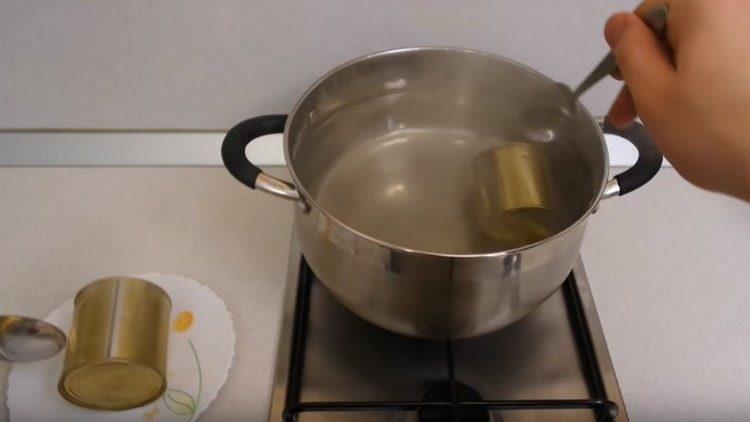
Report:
222,47,662,338
296,203,586,338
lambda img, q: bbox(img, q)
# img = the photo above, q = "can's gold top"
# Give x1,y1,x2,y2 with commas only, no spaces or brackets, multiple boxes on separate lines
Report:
74,276,171,306
59,361,166,410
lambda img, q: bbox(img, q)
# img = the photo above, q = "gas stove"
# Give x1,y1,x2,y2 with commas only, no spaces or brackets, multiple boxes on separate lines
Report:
268,232,627,421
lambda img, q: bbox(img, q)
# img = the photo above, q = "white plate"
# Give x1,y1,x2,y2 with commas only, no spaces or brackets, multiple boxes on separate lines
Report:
8,273,235,422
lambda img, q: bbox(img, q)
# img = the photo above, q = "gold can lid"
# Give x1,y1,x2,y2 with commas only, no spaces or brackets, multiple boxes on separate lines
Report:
59,361,166,410
74,276,171,307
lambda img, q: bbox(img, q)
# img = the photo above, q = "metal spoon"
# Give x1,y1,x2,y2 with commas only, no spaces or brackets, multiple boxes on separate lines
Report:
0,315,66,363
475,6,671,235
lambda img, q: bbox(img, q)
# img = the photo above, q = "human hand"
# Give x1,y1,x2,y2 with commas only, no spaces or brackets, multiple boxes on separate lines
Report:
605,0,750,201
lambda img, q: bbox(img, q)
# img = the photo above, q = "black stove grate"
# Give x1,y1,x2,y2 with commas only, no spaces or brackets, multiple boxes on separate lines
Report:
282,258,619,421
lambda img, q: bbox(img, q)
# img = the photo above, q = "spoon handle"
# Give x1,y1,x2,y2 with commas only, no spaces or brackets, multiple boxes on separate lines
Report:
573,53,619,98
573,4,670,98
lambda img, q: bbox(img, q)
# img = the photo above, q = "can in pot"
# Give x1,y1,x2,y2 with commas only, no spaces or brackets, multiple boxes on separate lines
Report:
58,276,171,410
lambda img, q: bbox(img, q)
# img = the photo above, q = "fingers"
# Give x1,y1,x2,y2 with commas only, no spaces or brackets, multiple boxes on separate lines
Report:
607,86,638,129
633,0,671,18
608,0,678,82
634,0,687,53
605,13,676,116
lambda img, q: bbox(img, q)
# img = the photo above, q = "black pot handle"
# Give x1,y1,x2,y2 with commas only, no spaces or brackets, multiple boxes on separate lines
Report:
222,114,303,203
599,118,663,197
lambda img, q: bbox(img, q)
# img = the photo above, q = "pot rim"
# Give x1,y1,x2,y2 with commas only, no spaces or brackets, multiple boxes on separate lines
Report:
283,46,610,259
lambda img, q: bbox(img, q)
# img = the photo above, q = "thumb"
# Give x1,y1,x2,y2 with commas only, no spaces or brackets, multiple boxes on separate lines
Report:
605,13,675,116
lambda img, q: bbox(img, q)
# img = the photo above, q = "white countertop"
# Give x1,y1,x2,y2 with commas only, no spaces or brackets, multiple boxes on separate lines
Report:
1,166,749,421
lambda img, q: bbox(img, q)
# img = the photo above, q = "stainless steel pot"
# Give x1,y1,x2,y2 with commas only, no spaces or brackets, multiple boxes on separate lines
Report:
222,47,662,339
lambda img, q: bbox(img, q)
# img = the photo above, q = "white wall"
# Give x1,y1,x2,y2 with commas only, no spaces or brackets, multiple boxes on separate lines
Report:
0,0,639,130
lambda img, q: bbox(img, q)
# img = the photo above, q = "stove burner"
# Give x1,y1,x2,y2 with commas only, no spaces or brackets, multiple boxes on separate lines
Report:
418,381,492,422
274,258,623,421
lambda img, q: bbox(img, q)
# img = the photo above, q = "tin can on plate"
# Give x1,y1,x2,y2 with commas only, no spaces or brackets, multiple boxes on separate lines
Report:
58,276,171,410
